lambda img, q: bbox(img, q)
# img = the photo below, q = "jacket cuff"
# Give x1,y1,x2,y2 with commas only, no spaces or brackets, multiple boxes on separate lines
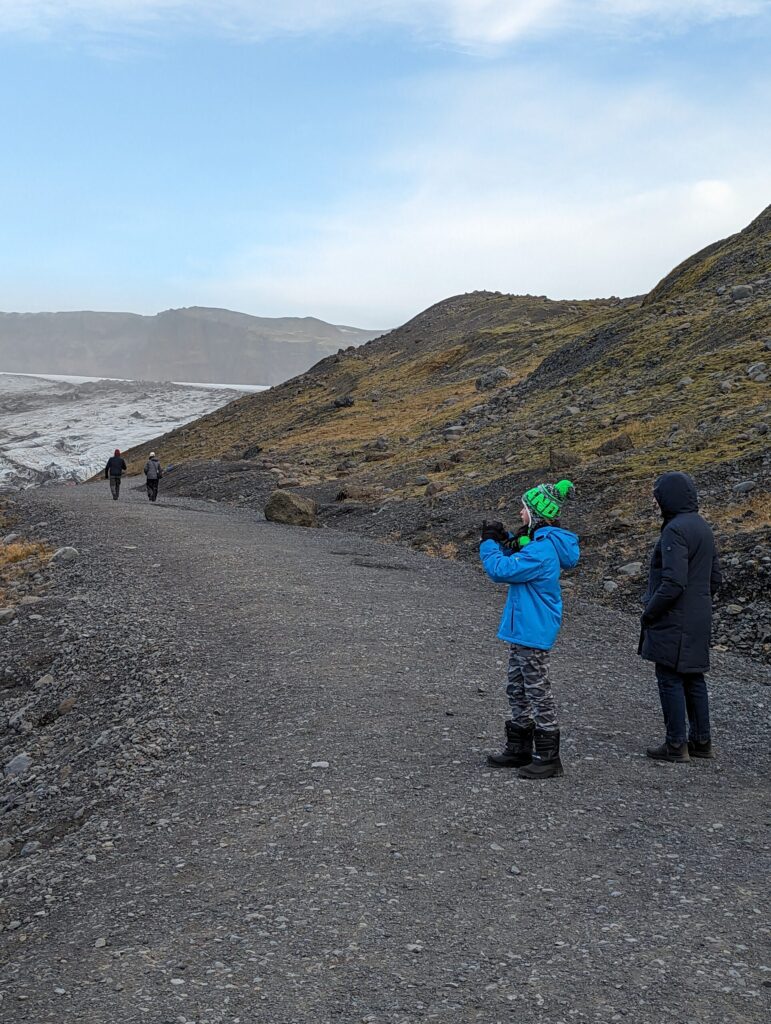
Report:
479,538,501,552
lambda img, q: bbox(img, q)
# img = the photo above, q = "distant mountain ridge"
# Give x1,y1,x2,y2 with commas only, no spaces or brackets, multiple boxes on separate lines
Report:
0,306,385,385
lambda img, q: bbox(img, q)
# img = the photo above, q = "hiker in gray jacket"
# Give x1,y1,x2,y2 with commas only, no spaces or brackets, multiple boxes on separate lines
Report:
143,452,163,503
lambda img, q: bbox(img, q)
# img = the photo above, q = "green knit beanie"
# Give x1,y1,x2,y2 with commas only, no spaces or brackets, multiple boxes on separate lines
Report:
522,479,575,522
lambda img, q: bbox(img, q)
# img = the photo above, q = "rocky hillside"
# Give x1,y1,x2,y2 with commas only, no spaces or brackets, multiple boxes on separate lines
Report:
124,206,771,660
0,307,384,385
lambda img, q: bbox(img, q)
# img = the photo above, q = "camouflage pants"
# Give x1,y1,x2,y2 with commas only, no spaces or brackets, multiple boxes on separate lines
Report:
506,644,558,732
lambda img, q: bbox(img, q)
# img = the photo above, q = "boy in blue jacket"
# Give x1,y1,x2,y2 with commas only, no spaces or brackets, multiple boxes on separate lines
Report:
480,479,579,779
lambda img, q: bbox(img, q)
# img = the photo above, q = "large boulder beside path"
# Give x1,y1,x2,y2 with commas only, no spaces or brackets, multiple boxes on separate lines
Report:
264,489,318,528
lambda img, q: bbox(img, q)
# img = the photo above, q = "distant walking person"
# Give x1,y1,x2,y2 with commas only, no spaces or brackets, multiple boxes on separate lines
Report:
640,471,721,763
144,451,163,502
104,448,127,500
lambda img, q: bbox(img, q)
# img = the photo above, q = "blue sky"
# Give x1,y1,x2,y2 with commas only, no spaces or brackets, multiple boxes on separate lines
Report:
1,1,770,326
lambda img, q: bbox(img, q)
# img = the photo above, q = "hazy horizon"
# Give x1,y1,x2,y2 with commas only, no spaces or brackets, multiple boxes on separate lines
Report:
0,305,387,331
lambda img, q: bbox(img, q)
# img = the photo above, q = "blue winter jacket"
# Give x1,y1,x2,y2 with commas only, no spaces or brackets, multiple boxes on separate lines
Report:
480,527,580,650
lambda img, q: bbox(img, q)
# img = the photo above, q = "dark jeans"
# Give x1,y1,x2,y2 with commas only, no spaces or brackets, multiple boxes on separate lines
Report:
109,476,121,500
146,479,159,502
655,664,711,746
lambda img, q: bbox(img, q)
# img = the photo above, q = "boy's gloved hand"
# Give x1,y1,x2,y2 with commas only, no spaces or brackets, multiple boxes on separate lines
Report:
504,527,531,552
480,520,508,544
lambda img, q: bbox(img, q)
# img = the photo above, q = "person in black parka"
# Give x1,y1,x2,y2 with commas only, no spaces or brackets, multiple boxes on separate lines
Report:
639,471,722,763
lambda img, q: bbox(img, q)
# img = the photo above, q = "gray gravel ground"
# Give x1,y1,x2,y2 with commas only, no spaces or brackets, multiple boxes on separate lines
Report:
1,479,769,1024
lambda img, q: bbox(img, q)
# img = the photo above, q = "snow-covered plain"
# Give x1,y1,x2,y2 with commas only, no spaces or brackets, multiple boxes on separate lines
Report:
0,372,266,490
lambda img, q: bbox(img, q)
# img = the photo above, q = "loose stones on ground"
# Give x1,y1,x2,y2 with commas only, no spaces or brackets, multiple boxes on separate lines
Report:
50,546,79,563
3,752,32,777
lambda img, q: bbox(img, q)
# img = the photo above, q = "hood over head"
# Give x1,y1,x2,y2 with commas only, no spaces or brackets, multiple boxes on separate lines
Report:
114,448,121,457
654,471,698,519
535,526,580,570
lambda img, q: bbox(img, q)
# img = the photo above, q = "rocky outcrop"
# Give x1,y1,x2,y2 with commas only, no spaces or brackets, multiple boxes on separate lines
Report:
264,490,318,527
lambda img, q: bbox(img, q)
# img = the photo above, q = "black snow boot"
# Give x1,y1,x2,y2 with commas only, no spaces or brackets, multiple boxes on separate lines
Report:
518,729,563,779
487,721,534,768
687,739,714,759
646,741,690,763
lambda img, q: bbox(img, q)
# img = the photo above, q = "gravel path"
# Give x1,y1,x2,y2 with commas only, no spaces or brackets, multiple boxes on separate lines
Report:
1,480,769,1024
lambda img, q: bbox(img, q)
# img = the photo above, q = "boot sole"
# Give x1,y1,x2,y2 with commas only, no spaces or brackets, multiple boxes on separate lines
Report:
486,757,533,768
518,761,564,780
646,751,690,763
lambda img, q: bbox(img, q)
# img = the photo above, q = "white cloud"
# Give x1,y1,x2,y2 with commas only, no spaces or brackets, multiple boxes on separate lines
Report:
189,65,771,324
600,1,763,17
0,0,766,45
2,2,768,323
445,0,564,45
194,176,767,325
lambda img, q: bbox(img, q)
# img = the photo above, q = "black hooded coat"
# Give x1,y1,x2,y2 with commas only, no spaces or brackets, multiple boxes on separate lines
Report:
639,472,722,674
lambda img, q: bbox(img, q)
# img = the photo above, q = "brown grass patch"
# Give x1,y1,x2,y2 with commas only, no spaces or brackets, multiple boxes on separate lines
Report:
421,540,459,560
0,541,51,604
707,491,771,532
